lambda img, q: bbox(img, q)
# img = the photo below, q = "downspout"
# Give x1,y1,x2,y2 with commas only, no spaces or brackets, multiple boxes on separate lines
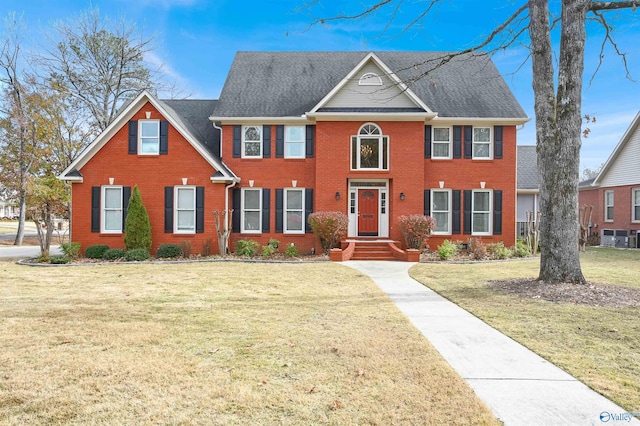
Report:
224,180,238,254
212,121,223,159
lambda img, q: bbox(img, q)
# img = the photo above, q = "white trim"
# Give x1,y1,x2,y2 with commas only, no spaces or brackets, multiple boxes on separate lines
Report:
307,112,436,122
432,126,453,160
284,125,306,159
59,90,235,181
283,188,305,234
309,52,432,114
101,185,123,234
358,72,383,86
430,117,529,125
472,127,493,160
472,189,492,236
594,111,640,186
138,119,160,155
347,179,389,238
431,189,452,235
604,190,614,222
174,186,196,234
242,125,262,158
351,123,389,171
633,188,640,223
209,116,312,125
241,187,262,234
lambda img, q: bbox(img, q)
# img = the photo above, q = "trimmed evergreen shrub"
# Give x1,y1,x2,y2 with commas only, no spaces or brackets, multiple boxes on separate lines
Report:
85,244,110,259
235,239,260,257
103,248,126,260
307,211,349,254
50,256,70,264
124,185,152,251
125,248,151,261
157,244,183,258
261,244,276,258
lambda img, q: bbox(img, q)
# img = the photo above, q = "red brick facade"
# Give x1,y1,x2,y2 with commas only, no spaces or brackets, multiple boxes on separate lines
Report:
580,185,640,238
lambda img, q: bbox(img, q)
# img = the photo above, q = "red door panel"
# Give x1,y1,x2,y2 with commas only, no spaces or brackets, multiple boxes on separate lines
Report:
358,189,379,236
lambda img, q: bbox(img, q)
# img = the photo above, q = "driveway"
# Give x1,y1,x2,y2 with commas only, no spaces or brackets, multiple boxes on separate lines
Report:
0,245,61,259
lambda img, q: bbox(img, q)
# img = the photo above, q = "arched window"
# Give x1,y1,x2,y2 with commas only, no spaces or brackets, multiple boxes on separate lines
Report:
358,72,383,86
351,123,389,170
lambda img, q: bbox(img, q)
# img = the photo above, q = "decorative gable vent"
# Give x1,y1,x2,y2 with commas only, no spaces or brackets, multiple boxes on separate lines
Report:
358,72,383,86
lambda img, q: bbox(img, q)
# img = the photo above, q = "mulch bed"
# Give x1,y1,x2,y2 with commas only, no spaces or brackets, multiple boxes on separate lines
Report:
489,278,640,308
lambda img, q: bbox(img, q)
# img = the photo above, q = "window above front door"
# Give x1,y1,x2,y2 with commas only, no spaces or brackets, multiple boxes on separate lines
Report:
351,123,389,170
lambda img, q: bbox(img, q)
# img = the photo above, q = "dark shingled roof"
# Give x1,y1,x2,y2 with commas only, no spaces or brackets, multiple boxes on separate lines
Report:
517,145,539,190
214,51,527,119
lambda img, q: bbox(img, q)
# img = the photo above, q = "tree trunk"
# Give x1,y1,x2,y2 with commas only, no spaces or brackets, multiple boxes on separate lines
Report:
530,0,587,284
13,191,26,246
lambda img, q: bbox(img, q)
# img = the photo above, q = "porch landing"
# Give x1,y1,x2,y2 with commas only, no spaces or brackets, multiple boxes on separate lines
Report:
330,239,420,262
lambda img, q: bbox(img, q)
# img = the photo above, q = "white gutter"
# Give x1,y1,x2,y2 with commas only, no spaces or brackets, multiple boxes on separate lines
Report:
212,121,223,159
223,180,238,254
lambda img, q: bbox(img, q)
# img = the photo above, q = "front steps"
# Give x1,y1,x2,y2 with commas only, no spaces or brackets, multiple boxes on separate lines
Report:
329,240,421,262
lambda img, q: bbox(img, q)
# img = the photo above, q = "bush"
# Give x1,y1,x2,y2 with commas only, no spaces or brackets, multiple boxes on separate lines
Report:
180,240,192,258
124,185,152,251
85,244,110,259
201,238,212,257
487,242,512,260
102,248,126,260
437,240,459,260
285,243,298,257
512,240,531,257
60,242,81,260
468,238,488,260
125,248,150,262
268,238,280,250
397,214,436,249
157,244,183,258
308,211,349,254
235,239,260,257
261,244,276,258
50,256,70,264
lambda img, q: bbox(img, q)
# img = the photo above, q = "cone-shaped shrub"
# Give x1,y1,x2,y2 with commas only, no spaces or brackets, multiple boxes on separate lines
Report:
124,186,152,252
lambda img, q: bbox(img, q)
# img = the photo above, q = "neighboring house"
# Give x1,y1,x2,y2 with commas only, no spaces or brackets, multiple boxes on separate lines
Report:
516,145,540,237
0,190,19,219
579,111,640,249
59,51,528,259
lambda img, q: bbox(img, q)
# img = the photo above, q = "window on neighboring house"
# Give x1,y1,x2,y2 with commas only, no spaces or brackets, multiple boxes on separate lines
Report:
285,126,305,158
175,187,196,233
473,127,492,159
284,188,304,233
432,127,451,159
431,190,451,234
472,190,492,234
102,186,123,233
633,189,640,222
605,190,614,221
351,123,389,170
242,188,262,233
139,120,160,154
243,126,262,158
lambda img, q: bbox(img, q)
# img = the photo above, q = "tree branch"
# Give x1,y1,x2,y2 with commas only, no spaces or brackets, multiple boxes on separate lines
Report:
588,0,640,11
587,9,635,84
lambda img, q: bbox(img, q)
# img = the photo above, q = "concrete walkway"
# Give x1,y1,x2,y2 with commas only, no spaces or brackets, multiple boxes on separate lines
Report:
344,261,639,426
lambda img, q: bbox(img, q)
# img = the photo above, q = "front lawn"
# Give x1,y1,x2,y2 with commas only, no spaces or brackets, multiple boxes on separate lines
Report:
409,247,640,411
0,262,498,425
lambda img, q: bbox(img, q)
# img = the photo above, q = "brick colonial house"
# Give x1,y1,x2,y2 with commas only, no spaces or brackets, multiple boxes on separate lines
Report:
579,111,640,248
59,51,528,259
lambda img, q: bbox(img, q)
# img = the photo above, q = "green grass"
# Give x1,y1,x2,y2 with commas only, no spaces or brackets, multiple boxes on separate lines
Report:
409,247,640,411
0,261,498,425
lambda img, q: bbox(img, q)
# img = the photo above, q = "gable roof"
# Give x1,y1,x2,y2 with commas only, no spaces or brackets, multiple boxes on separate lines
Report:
213,51,527,120
59,91,237,182
517,145,539,191
590,110,640,187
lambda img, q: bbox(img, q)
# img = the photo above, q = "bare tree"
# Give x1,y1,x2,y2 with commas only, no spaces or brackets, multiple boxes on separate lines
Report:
308,0,639,284
39,7,160,134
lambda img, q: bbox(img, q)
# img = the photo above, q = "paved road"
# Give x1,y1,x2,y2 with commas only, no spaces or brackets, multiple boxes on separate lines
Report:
0,245,62,259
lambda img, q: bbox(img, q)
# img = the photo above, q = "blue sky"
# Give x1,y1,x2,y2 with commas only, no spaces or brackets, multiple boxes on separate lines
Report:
2,0,639,172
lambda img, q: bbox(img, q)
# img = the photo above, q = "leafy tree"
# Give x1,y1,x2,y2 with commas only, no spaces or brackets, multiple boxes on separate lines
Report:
309,0,639,284
124,186,152,252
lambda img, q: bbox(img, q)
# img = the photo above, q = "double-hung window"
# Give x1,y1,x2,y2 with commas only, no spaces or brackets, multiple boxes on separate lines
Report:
473,127,492,159
175,187,196,233
472,190,492,235
633,189,640,222
432,127,451,159
431,190,451,234
139,120,160,155
284,188,304,233
242,188,262,233
102,186,123,233
285,126,305,158
243,126,262,158
351,123,389,170
604,190,614,221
